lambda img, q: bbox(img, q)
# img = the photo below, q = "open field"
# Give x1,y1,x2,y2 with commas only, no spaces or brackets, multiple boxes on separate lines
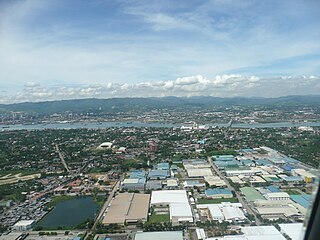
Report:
0,172,41,185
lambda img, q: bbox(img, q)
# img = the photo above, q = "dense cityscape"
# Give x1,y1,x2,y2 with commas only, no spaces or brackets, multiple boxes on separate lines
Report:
0,101,319,240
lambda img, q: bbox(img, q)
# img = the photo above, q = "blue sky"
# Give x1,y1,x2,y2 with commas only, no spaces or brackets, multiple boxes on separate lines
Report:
0,0,319,102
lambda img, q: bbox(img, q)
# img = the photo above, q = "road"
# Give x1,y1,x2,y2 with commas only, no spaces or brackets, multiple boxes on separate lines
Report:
208,156,261,225
55,144,70,172
85,179,121,239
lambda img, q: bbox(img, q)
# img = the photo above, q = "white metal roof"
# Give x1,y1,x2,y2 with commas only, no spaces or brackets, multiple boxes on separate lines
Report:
135,231,183,240
170,203,193,218
278,223,304,240
151,190,188,205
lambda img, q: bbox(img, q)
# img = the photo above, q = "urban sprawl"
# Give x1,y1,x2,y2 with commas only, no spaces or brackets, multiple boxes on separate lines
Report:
0,108,319,240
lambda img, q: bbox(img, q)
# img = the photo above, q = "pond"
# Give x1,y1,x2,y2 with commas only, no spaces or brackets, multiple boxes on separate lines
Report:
37,196,98,229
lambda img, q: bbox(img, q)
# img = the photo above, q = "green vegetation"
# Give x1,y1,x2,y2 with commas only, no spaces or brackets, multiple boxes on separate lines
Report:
197,198,238,204
149,213,170,223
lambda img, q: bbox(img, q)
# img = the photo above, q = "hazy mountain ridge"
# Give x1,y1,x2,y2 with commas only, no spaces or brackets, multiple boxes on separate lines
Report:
0,95,320,115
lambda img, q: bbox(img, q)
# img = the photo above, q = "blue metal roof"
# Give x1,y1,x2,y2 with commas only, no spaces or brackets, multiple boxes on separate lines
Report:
283,157,300,164
148,170,170,178
290,195,311,209
157,162,170,170
282,176,304,182
255,159,273,166
266,185,281,193
281,164,297,172
205,188,232,196
129,170,146,179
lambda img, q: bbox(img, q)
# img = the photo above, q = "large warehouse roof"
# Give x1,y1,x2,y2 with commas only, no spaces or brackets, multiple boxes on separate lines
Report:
135,231,183,240
278,223,303,240
103,193,150,224
170,203,193,222
186,168,213,177
151,190,188,205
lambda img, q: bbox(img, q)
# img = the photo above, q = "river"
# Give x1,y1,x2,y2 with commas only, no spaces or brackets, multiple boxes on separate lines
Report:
1,121,320,130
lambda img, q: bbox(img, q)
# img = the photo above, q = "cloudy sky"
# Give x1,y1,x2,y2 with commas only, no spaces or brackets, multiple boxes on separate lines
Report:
0,0,320,103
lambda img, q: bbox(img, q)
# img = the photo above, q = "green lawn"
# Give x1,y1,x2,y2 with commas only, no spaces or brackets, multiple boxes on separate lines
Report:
148,213,170,223
197,197,238,204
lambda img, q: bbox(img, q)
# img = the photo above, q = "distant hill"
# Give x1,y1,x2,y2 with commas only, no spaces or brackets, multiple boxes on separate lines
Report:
0,95,319,115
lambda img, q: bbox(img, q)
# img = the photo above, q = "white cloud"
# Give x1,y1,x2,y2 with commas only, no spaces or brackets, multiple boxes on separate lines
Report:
1,75,319,104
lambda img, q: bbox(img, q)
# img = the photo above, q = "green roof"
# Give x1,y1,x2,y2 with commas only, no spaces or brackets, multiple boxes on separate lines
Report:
240,187,265,201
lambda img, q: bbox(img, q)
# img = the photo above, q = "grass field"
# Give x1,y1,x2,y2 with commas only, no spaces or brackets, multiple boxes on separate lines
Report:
197,197,238,204
0,169,38,178
148,213,170,223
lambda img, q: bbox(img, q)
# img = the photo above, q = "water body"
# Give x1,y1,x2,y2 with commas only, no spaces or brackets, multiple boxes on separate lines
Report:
1,121,320,130
38,197,98,229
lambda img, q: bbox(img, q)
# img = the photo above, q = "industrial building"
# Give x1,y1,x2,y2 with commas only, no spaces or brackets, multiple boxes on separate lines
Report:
146,180,162,190
204,175,227,187
103,193,150,225
198,203,246,222
255,205,301,219
240,187,265,201
12,220,35,231
122,178,146,190
225,169,258,177
265,192,290,201
205,188,233,199
183,180,205,188
156,162,170,170
165,179,179,189
279,223,304,240
291,168,317,183
150,190,193,224
186,168,213,178
135,231,183,240
148,170,170,180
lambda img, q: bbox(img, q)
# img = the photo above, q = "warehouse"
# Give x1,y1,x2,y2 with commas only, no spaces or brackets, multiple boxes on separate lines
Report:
265,192,290,201
135,231,183,240
150,190,193,224
204,176,227,187
103,193,150,225
165,179,179,189
206,226,287,240
156,162,170,170
255,206,301,219
240,187,265,201
291,169,316,183
186,168,213,178
146,180,162,190
122,178,146,190
170,203,193,223
279,223,303,240
183,180,205,188
197,203,246,222
148,170,170,180
12,220,35,231
205,188,233,199
225,169,257,177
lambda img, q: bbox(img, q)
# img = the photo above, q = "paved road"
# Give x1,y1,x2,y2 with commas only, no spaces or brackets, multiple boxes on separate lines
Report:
85,180,121,239
208,156,261,225
55,144,70,172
